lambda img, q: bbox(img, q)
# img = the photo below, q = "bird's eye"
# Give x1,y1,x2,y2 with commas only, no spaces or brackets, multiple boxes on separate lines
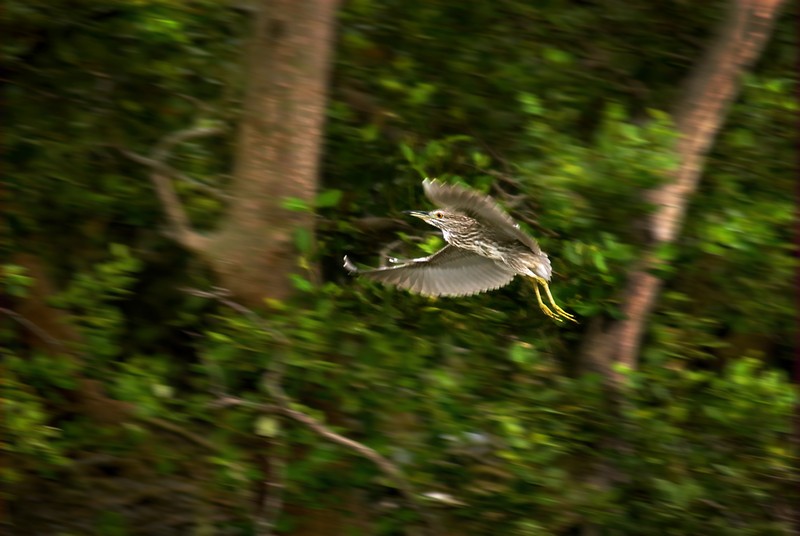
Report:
435,212,443,218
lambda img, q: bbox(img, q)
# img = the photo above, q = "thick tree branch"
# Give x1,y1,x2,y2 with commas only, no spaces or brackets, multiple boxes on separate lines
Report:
122,126,223,253
652,0,785,243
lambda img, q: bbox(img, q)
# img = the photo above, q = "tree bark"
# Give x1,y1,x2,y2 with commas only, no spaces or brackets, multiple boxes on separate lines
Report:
581,0,785,384
140,0,339,306
205,0,339,305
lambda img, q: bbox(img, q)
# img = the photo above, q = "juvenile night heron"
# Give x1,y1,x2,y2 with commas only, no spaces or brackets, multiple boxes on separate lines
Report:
344,179,576,323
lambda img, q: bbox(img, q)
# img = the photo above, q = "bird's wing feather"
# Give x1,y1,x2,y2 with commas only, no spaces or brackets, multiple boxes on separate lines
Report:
344,246,516,297
422,178,541,253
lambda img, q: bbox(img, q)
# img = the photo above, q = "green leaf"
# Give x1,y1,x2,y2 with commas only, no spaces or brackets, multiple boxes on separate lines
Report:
542,47,573,65
255,416,280,437
109,243,130,258
293,228,313,253
399,143,415,164
592,251,608,273
654,242,678,263
281,197,311,212
315,189,342,208
509,342,537,366
519,93,543,116
289,273,313,292
471,151,491,168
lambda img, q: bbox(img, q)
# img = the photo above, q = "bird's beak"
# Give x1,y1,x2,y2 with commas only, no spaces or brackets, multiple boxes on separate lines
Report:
403,210,429,220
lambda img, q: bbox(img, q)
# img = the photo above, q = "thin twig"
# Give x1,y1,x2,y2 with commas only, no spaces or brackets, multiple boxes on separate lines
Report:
221,395,430,534
174,93,216,116
180,287,290,345
489,180,558,238
0,307,68,352
258,434,287,536
0,77,60,100
256,354,290,535
118,148,230,200
152,126,224,162
458,160,557,237
280,405,412,492
138,415,220,453
188,288,433,535
184,288,293,535
481,167,526,189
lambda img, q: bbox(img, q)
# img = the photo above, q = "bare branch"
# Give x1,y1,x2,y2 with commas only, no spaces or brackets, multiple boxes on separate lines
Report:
490,180,557,238
138,415,221,453
257,436,287,536
220,395,431,535
0,307,68,353
150,170,206,250
460,162,557,237
118,149,230,200
152,126,224,162
282,405,412,491
122,125,224,252
187,288,433,535
180,287,290,345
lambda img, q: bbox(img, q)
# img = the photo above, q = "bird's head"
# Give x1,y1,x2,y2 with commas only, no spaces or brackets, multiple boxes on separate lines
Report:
404,209,474,232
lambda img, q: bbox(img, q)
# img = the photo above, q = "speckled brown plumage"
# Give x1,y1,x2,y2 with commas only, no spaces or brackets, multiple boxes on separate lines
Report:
345,179,575,322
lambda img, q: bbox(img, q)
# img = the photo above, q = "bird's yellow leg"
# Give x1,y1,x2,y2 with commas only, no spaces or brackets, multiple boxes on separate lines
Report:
530,278,562,322
537,277,578,323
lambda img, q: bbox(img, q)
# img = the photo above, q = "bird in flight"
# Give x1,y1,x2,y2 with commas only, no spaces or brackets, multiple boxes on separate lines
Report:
344,179,576,323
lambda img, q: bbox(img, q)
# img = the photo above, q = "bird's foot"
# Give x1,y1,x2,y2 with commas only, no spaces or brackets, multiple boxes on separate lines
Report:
551,304,577,323
532,277,578,324
538,302,564,323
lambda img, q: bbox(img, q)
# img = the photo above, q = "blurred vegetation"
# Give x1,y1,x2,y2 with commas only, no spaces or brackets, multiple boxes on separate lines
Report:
2,0,796,534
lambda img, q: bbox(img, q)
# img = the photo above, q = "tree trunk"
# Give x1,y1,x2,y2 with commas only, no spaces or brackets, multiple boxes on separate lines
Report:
206,0,339,305
580,0,785,384
140,0,339,306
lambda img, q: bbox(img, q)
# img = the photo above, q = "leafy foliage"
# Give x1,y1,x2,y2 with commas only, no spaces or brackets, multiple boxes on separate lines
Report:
2,0,796,534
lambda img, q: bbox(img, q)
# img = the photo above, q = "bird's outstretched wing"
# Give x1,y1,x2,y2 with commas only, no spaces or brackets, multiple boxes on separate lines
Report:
423,178,541,253
344,245,516,297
